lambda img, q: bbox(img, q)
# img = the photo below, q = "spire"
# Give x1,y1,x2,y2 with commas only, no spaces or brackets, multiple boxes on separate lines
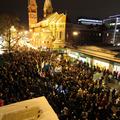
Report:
43,0,53,18
28,0,38,29
28,0,37,13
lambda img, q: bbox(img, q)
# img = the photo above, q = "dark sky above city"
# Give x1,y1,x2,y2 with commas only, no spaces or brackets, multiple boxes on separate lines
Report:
0,0,120,24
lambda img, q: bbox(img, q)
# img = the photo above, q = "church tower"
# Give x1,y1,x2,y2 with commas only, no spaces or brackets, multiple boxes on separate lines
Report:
43,0,53,18
28,0,38,29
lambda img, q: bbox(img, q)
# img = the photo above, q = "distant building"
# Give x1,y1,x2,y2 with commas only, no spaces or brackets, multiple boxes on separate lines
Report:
78,18,103,25
66,16,120,47
66,18,103,47
103,15,120,46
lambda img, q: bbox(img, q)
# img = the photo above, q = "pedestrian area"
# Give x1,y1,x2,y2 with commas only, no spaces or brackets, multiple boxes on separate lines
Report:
108,81,120,90
0,49,120,119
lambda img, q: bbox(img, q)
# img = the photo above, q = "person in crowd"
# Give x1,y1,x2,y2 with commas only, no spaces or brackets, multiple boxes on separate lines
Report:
0,47,120,120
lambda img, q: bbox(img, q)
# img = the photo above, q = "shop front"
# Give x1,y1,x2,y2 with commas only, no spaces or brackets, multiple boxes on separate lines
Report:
67,51,80,59
113,63,120,72
78,55,91,65
93,59,110,70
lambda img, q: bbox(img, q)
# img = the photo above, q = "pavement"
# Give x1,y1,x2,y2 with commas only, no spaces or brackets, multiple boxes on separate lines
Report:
108,80,120,90
107,81,120,113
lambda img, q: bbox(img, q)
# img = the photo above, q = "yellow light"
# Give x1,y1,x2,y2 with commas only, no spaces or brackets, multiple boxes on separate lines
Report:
73,31,79,36
24,31,28,35
29,29,32,32
10,26,16,32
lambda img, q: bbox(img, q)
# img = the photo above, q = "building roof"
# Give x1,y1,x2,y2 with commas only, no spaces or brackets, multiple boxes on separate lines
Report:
74,46,120,63
33,12,65,28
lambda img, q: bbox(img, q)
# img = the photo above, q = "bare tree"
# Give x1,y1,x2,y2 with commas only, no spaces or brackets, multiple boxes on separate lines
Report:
0,14,20,34
3,29,21,53
0,14,22,53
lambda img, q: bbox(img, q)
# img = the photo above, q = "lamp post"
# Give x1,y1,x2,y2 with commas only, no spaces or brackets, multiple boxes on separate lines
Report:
73,31,79,36
72,31,80,46
113,18,118,46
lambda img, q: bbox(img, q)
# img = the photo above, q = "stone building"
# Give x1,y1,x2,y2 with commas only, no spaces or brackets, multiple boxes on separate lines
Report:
28,0,66,49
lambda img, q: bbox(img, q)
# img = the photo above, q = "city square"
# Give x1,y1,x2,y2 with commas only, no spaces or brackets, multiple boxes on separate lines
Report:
0,0,120,120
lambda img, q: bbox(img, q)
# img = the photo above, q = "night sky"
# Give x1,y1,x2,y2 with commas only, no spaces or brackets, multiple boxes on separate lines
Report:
0,0,120,24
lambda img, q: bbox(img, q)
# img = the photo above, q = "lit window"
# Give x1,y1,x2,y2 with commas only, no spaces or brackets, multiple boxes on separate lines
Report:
107,33,109,37
99,33,101,36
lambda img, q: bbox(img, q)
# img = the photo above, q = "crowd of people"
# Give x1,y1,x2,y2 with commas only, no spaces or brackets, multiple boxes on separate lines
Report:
0,48,120,120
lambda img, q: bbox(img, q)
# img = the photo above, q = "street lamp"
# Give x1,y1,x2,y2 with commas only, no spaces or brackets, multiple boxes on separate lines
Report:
73,31,79,36
10,26,16,32
72,31,80,46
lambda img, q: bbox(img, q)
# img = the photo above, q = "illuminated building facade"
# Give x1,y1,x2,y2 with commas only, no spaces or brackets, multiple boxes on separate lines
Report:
28,0,38,29
28,0,66,49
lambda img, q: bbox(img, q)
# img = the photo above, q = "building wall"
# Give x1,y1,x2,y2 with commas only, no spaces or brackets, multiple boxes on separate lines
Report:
29,13,66,49
103,17,120,45
66,23,103,47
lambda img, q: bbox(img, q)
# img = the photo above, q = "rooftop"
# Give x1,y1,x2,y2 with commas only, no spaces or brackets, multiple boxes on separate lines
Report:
71,46,120,63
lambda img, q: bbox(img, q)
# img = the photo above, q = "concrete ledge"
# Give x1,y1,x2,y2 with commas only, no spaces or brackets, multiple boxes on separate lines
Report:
0,97,59,120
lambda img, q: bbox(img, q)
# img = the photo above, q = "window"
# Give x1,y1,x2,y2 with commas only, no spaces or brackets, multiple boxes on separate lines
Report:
60,32,62,39
99,33,101,36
